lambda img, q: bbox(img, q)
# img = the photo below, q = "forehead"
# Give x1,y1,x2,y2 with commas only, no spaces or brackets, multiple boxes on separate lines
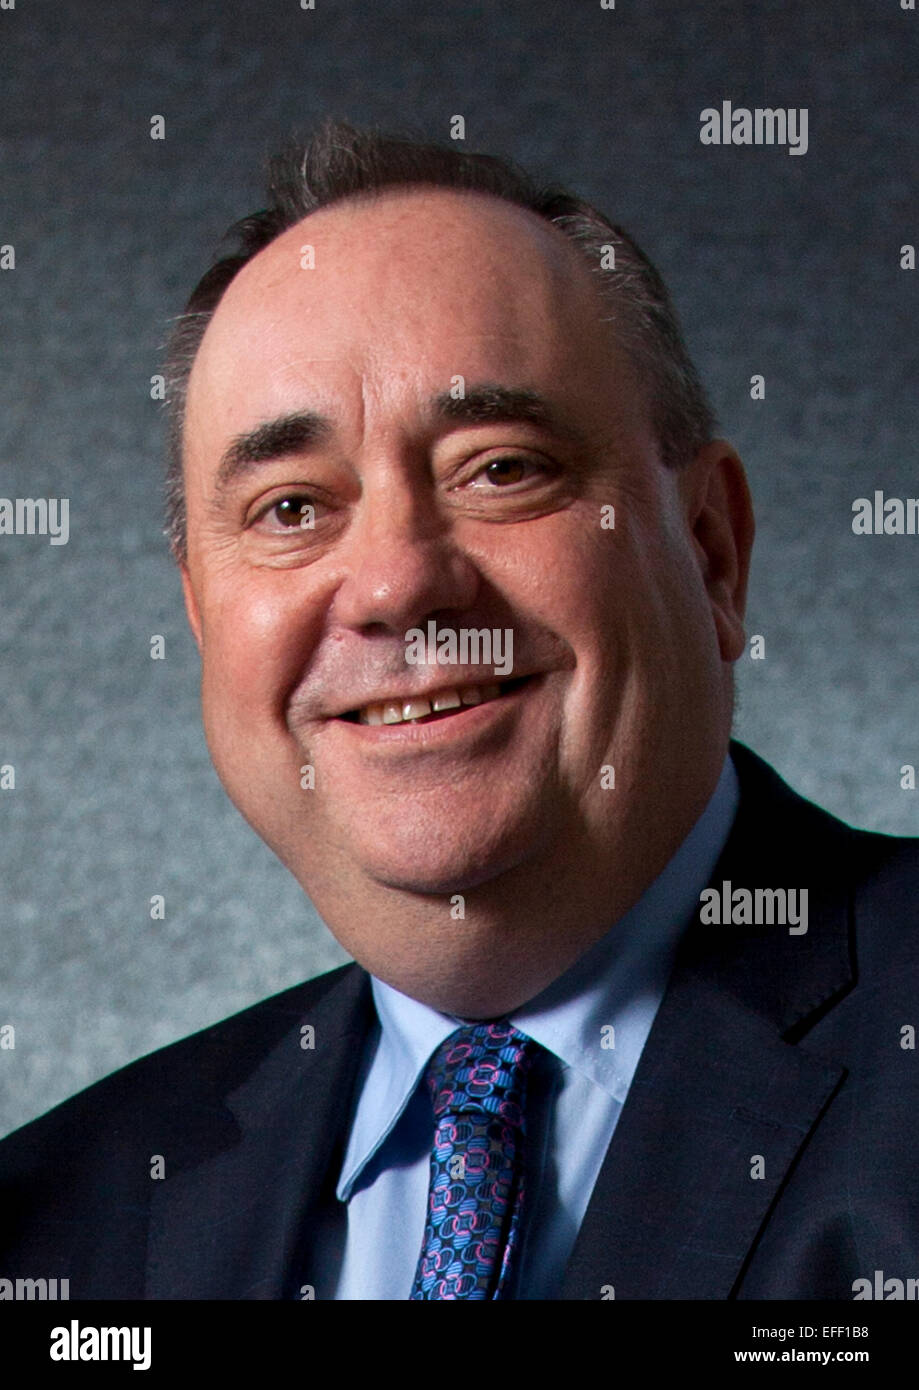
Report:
186,187,639,444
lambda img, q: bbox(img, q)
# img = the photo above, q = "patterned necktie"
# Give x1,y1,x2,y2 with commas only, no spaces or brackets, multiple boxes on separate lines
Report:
410,1019,539,1300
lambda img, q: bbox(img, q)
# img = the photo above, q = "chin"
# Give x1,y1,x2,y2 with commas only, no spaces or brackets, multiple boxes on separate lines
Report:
352,813,543,897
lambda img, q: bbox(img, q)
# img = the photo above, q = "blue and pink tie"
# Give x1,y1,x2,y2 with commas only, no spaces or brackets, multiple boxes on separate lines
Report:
410,1020,539,1300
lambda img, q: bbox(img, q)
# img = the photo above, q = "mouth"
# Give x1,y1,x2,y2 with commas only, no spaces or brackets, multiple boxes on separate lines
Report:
337,676,534,727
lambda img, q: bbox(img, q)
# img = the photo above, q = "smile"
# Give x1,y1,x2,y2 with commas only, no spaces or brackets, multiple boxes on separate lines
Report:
340,676,532,727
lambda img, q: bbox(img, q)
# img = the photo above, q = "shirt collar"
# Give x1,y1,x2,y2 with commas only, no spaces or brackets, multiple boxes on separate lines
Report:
337,752,740,1201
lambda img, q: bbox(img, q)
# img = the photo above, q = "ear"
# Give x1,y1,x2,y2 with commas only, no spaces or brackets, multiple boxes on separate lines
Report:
179,563,204,653
681,439,755,664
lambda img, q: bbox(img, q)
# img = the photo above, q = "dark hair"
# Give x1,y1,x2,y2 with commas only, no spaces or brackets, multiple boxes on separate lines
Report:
162,118,716,561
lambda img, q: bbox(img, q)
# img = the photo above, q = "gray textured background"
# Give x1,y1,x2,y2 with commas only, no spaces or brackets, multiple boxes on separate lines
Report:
1,0,916,1137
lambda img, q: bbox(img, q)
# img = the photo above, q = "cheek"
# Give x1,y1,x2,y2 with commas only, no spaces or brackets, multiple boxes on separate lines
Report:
542,512,700,715
495,512,622,632
501,519,633,742
198,583,311,731
523,516,639,664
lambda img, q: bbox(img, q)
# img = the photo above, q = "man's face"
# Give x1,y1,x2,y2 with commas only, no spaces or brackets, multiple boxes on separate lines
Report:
180,188,749,1009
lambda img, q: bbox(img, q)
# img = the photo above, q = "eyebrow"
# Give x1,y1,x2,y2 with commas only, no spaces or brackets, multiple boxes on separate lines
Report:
214,383,586,493
430,383,581,438
216,412,333,493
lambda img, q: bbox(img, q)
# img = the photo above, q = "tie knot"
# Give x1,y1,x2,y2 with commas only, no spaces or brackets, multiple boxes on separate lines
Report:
425,1020,538,1123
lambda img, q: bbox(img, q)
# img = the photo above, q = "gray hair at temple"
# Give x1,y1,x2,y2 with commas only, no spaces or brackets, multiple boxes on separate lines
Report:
161,118,717,563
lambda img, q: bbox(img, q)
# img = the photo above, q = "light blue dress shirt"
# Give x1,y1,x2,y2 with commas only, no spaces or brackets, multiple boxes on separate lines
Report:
328,753,740,1299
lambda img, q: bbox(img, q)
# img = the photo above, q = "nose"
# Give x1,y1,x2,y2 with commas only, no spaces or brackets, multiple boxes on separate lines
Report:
330,467,482,635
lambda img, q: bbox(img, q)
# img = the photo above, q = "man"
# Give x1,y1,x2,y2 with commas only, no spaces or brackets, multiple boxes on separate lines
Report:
1,120,917,1301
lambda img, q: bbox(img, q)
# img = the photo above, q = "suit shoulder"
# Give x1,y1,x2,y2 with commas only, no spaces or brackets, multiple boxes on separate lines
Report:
0,960,368,1169
727,740,919,984
849,831,919,983
731,740,919,868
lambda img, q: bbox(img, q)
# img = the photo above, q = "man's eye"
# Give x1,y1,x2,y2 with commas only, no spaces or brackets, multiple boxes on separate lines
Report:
474,456,546,487
260,495,318,529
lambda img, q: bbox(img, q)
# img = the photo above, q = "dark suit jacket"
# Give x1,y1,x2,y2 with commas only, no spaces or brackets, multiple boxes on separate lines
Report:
2,741,918,1299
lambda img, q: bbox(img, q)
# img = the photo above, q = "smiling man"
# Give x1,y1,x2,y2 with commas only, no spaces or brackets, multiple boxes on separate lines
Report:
2,121,917,1302
177,165,746,1020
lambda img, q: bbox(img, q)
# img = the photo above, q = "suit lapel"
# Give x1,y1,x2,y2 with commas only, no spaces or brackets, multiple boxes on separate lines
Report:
561,742,856,1299
145,964,373,1299
559,968,845,1298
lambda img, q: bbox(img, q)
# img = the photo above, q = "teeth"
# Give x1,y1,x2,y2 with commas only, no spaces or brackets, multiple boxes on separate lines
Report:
402,698,432,720
355,683,504,725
